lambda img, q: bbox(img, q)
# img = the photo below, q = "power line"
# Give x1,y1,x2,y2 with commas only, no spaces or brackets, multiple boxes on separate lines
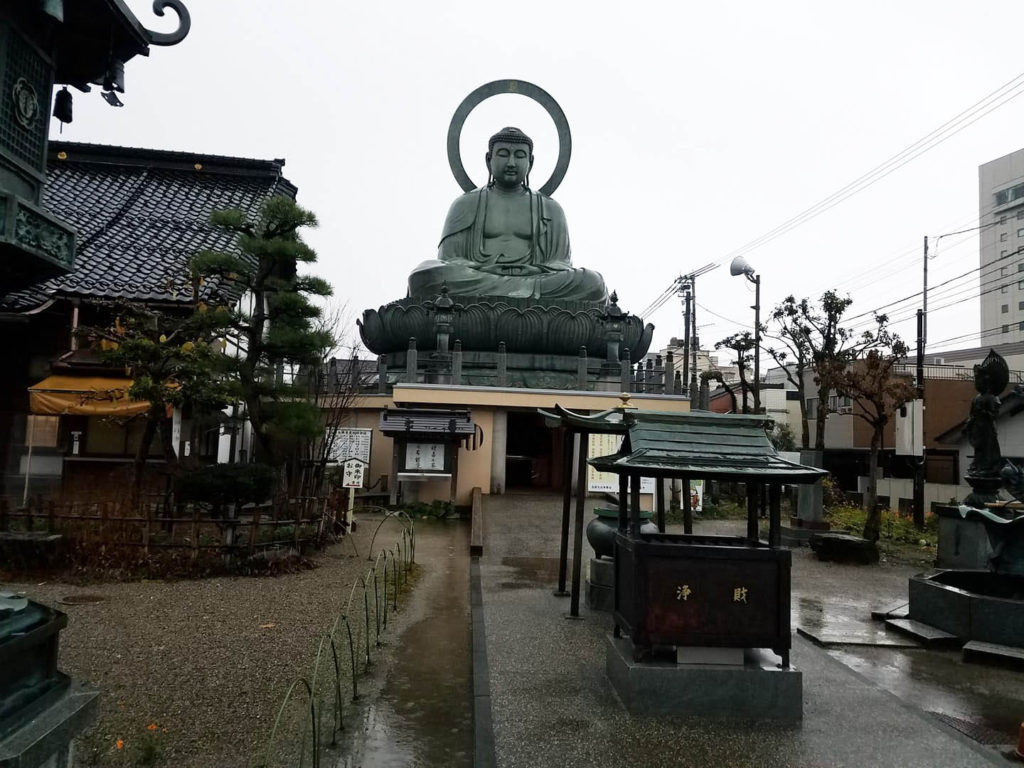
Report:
719,71,1024,265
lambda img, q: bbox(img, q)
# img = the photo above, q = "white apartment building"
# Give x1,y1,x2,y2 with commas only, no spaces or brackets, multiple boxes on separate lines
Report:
980,148,1024,343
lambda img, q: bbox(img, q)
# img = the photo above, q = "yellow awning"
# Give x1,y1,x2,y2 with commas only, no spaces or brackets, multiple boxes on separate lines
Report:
28,375,150,417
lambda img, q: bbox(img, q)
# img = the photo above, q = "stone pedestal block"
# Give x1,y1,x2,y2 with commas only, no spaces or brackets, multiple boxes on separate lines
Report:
605,635,802,721
0,683,97,768
586,557,614,612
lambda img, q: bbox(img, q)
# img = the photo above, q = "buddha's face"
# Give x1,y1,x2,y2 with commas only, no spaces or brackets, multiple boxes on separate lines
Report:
487,141,532,189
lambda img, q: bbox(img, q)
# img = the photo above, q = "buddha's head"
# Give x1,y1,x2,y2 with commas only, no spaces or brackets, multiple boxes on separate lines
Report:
486,126,534,190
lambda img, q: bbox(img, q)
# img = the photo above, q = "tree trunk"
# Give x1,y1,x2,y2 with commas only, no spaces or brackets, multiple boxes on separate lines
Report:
814,380,830,451
131,413,160,509
798,386,810,449
862,428,882,542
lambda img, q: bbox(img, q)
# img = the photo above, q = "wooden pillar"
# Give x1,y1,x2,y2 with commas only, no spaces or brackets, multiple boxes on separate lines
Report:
449,442,460,507
746,481,760,543
389,441,401,505
769,482,781,548
629,473,641,536
555,429,573,597
617,473,628,531
569,431,589,618
655,478,666,533
682,474,693,534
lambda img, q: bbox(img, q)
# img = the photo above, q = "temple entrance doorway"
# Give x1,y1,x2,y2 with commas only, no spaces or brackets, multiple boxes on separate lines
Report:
504,411,565,492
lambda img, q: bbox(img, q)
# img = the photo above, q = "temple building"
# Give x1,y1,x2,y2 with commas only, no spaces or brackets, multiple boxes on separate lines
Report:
0,142,297,500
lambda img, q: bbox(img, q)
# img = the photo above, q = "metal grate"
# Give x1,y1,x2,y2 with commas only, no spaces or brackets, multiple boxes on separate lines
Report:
0,26,52,172
930,711,1013,745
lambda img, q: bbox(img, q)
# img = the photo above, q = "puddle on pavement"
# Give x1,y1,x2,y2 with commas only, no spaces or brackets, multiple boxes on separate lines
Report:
500,556,567,585
794,596,915,647
830,645,1024,740
337,523,472,767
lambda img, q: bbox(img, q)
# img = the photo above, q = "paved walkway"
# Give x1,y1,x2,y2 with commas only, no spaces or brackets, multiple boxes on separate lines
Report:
477,494,1015,768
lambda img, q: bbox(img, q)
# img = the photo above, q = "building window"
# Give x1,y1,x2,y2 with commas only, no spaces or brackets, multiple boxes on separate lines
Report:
806,398,817,420
1002,304,1009,313
1019,321,1024,331
1002,250,1009,258
1019,280,1024,290
1018,263,1024,272
1003,267,1010,276
1018,210,1024,220
1002,284,1010,293
1001,216,1008,224
1018,301,1024,310
1003,325,1010,334
1001,233,1009,242
996,183,1024,206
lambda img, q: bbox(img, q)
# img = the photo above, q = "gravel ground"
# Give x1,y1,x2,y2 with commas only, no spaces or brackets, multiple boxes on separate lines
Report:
1,514,413,768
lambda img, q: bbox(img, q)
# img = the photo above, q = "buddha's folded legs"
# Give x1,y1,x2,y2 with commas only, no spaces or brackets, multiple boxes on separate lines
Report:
408,259,607,302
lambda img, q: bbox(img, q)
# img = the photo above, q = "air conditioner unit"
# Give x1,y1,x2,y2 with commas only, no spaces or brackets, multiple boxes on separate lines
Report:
837,406,853,415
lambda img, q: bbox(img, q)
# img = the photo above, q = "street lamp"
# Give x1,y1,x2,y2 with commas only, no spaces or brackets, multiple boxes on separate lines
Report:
729,256,761,414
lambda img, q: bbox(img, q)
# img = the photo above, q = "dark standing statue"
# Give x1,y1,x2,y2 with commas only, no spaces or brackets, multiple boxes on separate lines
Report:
964,349,1010,508
966,350,1007,477
407,127,608,302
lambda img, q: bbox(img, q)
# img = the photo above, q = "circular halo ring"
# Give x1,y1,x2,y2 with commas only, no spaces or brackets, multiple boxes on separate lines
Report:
446,79,572,197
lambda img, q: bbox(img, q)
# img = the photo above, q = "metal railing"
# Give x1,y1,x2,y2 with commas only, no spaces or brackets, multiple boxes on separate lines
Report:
256,509,416,768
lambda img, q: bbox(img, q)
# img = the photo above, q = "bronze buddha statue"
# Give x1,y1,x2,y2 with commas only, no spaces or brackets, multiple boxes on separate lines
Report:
407,127,608,303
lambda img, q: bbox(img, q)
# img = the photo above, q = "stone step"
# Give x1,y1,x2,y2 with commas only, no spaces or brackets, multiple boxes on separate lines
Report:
884,618,962,647
962,640,1024,666
870,601,909,620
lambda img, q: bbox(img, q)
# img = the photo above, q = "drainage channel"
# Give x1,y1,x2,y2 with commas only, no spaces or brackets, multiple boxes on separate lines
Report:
334,520,473,768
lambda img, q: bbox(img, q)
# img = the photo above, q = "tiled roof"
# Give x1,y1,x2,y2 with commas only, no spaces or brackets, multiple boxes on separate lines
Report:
1,141,297,311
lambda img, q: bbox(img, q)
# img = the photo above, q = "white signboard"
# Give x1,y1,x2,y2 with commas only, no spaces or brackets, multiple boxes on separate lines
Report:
342,458,366,488
330,428,373,464
406,442,445,472
895,399,924,456
586,434,653,493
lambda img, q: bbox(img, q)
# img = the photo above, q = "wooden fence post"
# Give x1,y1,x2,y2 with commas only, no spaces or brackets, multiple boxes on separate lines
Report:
191,504,199,561
100,501,109,542
143,502,152,556
248,504,262,555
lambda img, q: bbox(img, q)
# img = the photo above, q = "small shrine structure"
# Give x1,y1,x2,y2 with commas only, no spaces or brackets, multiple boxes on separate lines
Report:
544,402,826,719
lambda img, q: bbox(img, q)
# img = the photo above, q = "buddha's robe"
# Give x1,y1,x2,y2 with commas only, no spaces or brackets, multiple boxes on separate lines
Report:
407,187,608,302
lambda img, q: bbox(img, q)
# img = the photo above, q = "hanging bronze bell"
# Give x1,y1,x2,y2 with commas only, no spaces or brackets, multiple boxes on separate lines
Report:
53,87,72,124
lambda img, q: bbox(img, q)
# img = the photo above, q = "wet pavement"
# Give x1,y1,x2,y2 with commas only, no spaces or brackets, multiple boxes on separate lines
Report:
478,495,1020,768
335,520,473,768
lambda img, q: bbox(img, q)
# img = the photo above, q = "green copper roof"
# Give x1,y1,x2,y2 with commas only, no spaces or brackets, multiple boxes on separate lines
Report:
586,410,826,483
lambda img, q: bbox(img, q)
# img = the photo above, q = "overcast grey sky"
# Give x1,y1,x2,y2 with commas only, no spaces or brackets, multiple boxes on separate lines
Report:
55,1,1024,364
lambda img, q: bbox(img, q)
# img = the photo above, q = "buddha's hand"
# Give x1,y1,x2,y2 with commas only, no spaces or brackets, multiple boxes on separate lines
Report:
477,264,543,276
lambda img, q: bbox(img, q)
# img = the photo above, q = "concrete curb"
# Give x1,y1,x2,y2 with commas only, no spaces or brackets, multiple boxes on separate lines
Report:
470,557,497,768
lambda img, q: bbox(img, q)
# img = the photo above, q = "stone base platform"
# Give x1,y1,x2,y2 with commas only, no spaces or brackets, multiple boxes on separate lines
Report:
585,557,614,612
605,635,802,721
0,683,98,768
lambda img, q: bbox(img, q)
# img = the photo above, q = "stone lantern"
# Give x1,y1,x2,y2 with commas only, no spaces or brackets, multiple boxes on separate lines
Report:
0,0,190,291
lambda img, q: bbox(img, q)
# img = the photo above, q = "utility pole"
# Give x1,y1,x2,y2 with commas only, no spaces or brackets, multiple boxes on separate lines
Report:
681,280,692,394
691,276,699,397
752,274,761,414
914,234,930,530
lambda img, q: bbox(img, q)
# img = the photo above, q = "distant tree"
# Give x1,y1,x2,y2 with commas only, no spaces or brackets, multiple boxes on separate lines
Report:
829,335,917,541
191,197,333,486
91,291,233,505
768,422,797,452
764,301,814,448
715,331,754,413
769,291,888,451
